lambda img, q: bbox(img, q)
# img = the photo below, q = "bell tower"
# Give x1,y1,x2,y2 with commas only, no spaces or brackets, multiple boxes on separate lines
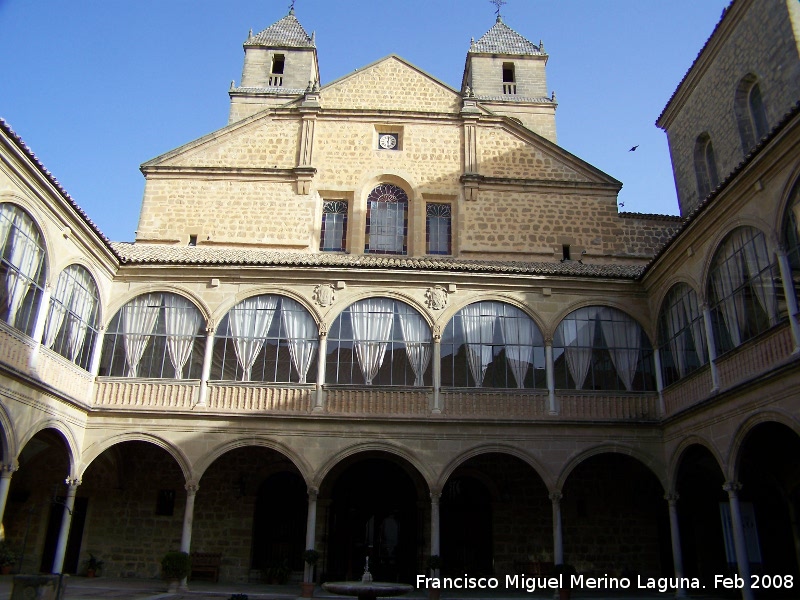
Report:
229,7,320,123
462,13,557,142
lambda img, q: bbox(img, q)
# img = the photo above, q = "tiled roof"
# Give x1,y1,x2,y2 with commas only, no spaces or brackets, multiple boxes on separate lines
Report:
0,118,120,260
470,17,543,56
231,87,307,95
246,10,314,48
618,212,683,222
475,95,553,104
111,242,645,279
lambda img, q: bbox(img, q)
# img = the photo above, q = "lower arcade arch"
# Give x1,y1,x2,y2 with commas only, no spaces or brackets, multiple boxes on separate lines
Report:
440,452,551,578
319,451,428,583
561,453,670,577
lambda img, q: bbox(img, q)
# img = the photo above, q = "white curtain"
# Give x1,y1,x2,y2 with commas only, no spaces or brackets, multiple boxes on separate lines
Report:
599,308,642,392
350,298,395,385
42,271,73,349
65,268,97,361
460,303,497,387
163,294,201,379
681,292,708,366
664,297,687,378
368,202,404,253
498,306,536,388
561,308,596,390
280,297,318,383
230,296,278,382
398,307,431,387
711,235,746,347
122,293,163,377
739,231,778,325
4,208,43,328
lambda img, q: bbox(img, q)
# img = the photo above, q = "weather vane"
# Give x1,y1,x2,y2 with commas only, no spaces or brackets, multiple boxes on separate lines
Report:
289,0,296,12
491,0,507,18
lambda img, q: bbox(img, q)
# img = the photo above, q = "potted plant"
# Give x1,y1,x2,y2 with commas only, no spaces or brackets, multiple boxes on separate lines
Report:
161,551,191,593
263,560,290,584
84,553,104,577
426,555,442,600
0,542,16,575
552,564,577,600
301,549,320,597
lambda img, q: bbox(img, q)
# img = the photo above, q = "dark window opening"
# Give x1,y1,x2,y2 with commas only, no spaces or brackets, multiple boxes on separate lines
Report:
562,244,571,261
156,489,176,516
272,54,285,75
502,63,515,83
188,234,197,246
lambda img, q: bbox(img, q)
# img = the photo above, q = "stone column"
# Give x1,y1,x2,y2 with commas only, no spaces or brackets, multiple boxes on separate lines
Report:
315,329,327,412
653,347,666,416
702,304,720,392
432,332,442,414
0,464,16,531
179,483,199,590
197,326,215,406
545,340,557,415
550,491,563,564
430,491,441,557
665,493,687,597
776,248,800,353
88,325,105,377
724,482,754,600
304,488,318,583
28,285,51,370
51,478,80,574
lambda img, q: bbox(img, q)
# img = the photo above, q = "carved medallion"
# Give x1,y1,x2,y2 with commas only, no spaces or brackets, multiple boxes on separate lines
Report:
425,286,449,310
313,284,336,307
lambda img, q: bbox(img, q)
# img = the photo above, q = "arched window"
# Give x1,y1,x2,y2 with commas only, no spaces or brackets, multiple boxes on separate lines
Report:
327,298,431,386
657,284,707,387
100,292,205,379
364,184,408,255
42,264,100,370
0,203,46,336
708,227,780,354
735,74,769,154
441,301,545,388
694,133,719,199
211,295,318,383
553,306,655,392
782,179,800,299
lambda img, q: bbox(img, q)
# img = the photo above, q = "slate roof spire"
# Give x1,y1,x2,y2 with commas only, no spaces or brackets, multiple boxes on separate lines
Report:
470,17,543,56
245,7,315,48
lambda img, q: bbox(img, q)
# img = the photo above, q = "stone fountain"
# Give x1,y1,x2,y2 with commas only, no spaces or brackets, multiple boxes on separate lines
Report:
322,558,413,600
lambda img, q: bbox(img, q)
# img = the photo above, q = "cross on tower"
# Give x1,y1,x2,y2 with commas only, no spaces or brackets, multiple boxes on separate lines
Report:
289,0,296,13
490,0,507,17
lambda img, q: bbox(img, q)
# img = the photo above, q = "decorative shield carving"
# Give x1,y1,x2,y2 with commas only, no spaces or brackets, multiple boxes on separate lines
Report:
425,286,449,310
313,284,336,307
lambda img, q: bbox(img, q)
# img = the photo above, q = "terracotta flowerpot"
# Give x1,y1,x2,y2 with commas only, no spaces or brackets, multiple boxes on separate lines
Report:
1,565,12,575
301,581,315,597
86,569,96,578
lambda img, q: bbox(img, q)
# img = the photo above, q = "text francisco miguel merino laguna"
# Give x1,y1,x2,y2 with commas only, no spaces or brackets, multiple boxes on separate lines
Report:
417,573,704,594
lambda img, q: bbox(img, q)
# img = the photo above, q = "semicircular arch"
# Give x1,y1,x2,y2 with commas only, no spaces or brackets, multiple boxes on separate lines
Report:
666,435,726,492
727,409,800,481
79,432,191,482
437,443,554,492
18,419,80,478
557,443,666,492
104,285,211,328
436,294,546,341
194,437,313,486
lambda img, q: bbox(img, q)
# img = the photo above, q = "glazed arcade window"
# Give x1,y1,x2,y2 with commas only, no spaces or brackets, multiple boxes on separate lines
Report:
364,184,408,255
657,283,708,387
320,201,348,252
426,203,452,255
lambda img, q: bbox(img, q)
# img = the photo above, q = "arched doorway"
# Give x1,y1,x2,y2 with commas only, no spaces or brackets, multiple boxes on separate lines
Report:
322,453,426,583
562,453,669,577
441,453,550,578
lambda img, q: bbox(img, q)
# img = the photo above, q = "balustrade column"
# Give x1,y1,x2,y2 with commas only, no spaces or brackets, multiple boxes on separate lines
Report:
28,285,51,370
304,488,318,583
724,482,754,600
179,483,199,590
665,493,687,597
776,248,800,353
702,304,720,392
432,332,442,414
198,326,215,406
315,329,327,412
653,347,666,416
0,464,16,531
550,491,563,565
545,340,556,415
52,478,80,574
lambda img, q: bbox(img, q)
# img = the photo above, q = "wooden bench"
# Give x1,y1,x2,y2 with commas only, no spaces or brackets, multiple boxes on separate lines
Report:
190,552,222,583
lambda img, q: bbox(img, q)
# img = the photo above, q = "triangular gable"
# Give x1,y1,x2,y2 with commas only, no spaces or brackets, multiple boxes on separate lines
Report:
478,119,621,186
141,111,299,170
318,55,463,113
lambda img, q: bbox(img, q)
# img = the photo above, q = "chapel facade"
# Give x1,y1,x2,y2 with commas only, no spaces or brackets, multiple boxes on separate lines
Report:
0,1,798,597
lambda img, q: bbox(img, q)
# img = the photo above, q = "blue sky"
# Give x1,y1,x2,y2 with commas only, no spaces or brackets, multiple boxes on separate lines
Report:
0,0,729,242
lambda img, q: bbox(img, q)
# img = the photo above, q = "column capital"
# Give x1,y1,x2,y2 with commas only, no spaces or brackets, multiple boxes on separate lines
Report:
430,491,442,503
544,336,554,346
723,481,743,496
0,463,18,477
664,492,680,504
64,477,81,488
205,325,216,336
185,482,200,495
307,487,319,501
549,490,563,503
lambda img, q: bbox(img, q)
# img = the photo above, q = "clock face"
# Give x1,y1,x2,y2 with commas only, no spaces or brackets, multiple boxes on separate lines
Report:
379,134,398,150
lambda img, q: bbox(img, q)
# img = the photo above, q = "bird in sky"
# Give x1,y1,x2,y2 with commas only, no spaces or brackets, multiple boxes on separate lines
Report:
629,145,639,152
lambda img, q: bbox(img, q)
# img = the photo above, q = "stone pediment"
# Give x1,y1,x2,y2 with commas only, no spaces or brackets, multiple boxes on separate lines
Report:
317,55,463,113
